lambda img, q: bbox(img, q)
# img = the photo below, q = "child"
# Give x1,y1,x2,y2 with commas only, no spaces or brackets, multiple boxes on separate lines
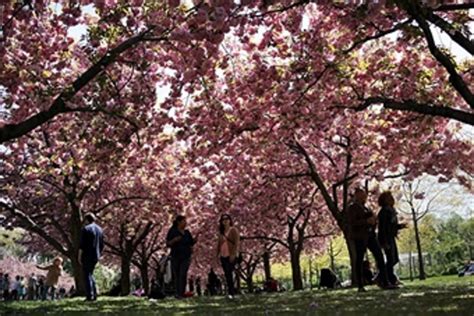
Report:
36,257,63,300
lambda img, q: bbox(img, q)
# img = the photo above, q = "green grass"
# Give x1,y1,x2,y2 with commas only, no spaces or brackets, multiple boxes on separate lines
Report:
1,275,473,315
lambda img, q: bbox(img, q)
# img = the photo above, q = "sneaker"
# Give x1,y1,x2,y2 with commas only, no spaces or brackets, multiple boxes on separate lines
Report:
227,295,234,299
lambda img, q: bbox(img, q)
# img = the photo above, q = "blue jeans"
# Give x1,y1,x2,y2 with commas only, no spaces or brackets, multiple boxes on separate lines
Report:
43,286,56,300
83,259,98,300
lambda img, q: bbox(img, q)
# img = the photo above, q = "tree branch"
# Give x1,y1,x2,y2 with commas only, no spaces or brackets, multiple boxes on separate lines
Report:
0,201,69,256
433,4,474,11
404,2,474,109
93,196,150,215
353,97,474,126
343,18,414,54
241,235,289,249
424,11,474,55
0,27,161,143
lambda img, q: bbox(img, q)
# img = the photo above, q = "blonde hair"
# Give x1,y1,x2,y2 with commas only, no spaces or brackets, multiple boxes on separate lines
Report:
53,257,63,264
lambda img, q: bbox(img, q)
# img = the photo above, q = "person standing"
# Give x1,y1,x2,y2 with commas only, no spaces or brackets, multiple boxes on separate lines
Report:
11,275,21,300
195,277,202,296
166,215,197,299
3,274,10,301
79,213,104,301
347,188,393,292
36,257,63,300
27,273,37,300
0,272,5,301
37,276,44,300
216,214,240,299
207,268,219,296
378,191,407,286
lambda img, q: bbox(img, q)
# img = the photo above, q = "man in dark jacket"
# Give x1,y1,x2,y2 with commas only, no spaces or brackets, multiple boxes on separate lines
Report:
347,188,393,292
79,213,104,301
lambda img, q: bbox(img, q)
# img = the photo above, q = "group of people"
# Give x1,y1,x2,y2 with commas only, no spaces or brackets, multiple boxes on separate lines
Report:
1,188,406,303
0,213,103,303
0,258,72,301
348,188,407,292
165,213,241,299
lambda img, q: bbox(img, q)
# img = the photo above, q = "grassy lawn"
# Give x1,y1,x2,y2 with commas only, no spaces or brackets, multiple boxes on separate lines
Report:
0,275,473,315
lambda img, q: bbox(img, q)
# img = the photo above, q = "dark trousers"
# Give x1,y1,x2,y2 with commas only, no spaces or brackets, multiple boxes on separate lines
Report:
220,257,236,296
383,242,399,285
354,235,388,288
171,256,191,298
83,259,98,300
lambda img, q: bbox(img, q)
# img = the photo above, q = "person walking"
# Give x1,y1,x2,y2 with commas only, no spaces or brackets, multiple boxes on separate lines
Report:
166,215,197,299
347,188,394,292
36,257,63,300
378,191,407,286
216,214,240,299
79,213,104,301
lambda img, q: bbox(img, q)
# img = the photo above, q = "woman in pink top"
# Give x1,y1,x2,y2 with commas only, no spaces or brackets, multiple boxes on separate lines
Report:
216,214,240,298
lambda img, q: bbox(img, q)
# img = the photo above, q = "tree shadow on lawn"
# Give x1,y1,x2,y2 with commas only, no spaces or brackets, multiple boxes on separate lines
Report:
1,282,473,316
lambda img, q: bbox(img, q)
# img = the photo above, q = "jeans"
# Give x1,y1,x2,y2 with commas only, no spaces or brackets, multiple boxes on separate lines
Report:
220,257,236,296
354,234,389,288
43,286,56,300
171,256,191,298
83,259,98,300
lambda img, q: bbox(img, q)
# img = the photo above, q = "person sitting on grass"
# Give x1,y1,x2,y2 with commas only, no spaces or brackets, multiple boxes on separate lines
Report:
36,257,63,300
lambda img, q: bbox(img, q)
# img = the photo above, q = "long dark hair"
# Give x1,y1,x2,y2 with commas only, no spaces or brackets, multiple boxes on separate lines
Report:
219,214,233,235
173,215,186,227
378,191,393,207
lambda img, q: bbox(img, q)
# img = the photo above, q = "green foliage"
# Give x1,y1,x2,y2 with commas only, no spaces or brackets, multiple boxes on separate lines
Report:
431,214,469,275
94,264,119,294
396,214,471,278
0,228,26,258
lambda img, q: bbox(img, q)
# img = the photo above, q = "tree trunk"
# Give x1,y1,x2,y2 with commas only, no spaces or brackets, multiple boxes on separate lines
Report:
329,239,336,272
236,271,241,294
246,277,254,293
71,256,85,296
343,231,357,286
121,256,132,296
69,199,87,295
290,250,303,291
139,263,150,295
263,251,272,281
409,249,413,281
412,216,426,280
